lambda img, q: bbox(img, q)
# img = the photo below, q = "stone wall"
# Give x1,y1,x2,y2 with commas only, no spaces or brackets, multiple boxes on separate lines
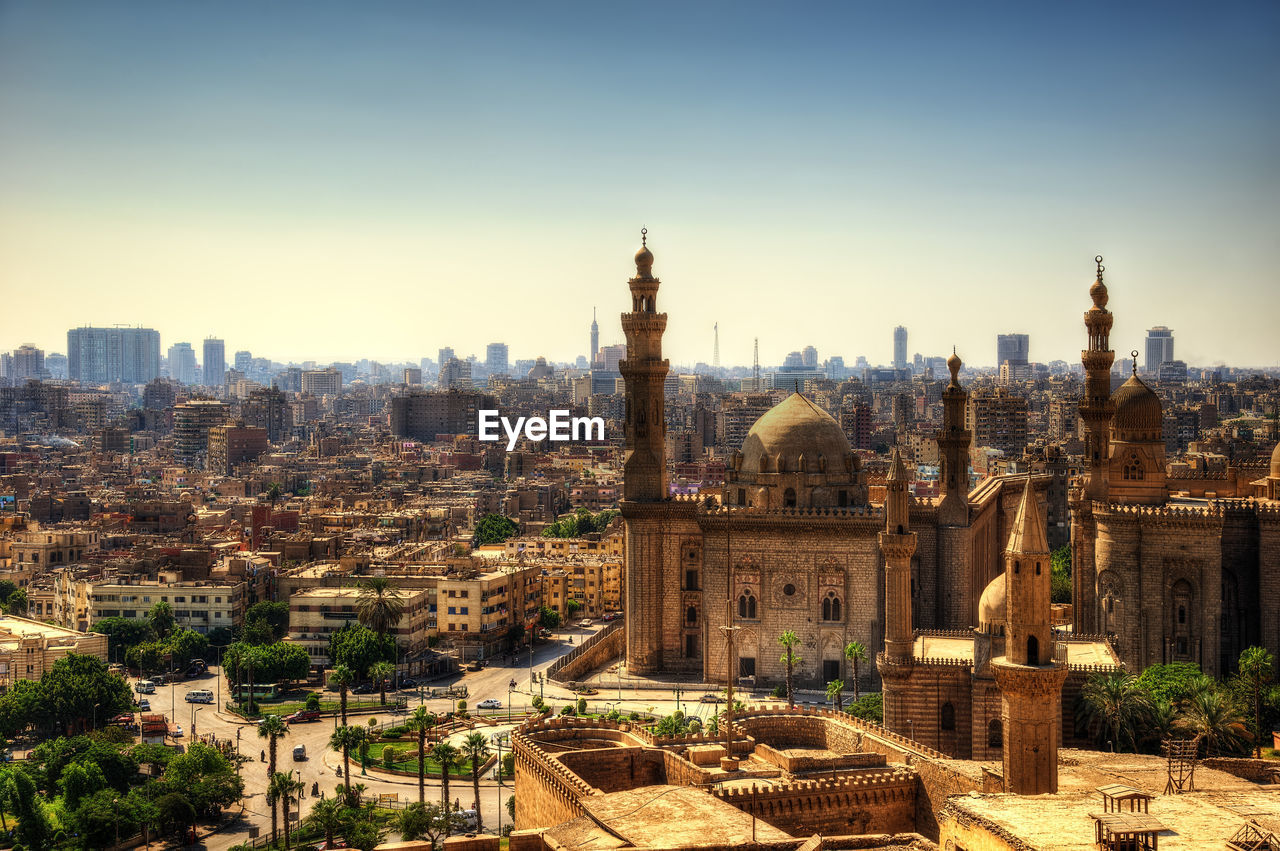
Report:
546,620,624,683
1201,756,1280,784
556,746,664,792
712,770,917,836
910,759,985,841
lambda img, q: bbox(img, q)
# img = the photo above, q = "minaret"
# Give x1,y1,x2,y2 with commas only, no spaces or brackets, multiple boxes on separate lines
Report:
990,482,1068,795
620,229,669,501
590,307,599,365
1080,256,1115,500
877,447,918,736
937,349,970,525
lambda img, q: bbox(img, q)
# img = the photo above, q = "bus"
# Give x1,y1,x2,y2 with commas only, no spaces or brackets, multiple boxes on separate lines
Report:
231,683,280,700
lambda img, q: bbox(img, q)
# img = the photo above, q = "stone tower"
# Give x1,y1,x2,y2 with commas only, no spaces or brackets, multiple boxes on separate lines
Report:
936,350,973,625
878,448,918,733
590,307,599,365
991,482,1067,795
1079,256,1115,501
620,230,669,502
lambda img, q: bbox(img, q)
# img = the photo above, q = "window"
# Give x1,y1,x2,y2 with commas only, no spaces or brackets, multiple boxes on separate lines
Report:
447,607,456,615
783,487,797,508
685,634,697,657
460,607,468,615
987,719,1003,748
685,569,699,591
737,590,757,620
1123,455,1144,481
821,591,842,622
940,702,956,731
838,490,848,507
1027,635,1039,666
1178,606,1186,625
737,488,746,506
782,583,796,597
739,657,756,678
686,605,697,626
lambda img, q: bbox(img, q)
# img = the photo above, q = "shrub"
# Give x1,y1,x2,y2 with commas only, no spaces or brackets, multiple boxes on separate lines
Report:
456,699,467,712
305,692,321,712
847,693,883,724
628,711,641,721
381,731,402,740
502,752,515,777
383,746,399,769
576,697,587,715
771,684,786,699
531,695,545,711
560,705,576,716
605,709,622,722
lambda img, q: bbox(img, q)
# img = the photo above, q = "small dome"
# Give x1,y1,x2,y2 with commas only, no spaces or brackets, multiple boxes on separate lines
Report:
1271,441,1280,479
1090,277,1108,309
978,573,1006,633
739,393,850,475
1111,373,1163,437
946,350,962,388
635,245,654,268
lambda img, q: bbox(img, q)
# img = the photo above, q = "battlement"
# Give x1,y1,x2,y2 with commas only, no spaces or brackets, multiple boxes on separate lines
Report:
712,768,916,800
701,503,882,520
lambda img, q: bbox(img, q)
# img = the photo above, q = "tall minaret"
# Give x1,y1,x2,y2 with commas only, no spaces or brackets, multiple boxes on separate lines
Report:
991,482,1067,795
590,307,599,365
877,447,918,736
937,349,970,525
620,229,669,502
1079,256,1115,500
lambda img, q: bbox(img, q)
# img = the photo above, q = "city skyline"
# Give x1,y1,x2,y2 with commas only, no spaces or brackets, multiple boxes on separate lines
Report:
2,2,1278,367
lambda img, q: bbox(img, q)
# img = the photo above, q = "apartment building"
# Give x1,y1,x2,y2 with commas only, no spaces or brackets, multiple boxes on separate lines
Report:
287,585,431,670
51,569,246,634
0,615,107,689
436,563,542,662
9,528,100,574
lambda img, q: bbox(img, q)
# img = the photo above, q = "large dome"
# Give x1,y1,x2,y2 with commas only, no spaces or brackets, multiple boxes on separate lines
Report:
1111,373,1163,440
978,573,1006,634
1271,441,1280,479
739,392,851,475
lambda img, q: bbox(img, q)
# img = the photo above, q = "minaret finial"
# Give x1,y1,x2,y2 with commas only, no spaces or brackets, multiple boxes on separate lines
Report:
641,227,647,247
1095,254,1104,281
1131,349,1139,376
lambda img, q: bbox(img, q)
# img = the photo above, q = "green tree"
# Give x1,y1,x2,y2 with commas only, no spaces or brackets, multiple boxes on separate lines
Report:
268,771,305,849
304,796,347,850
1077,671,1154,752
58,760,108,811
327,623,397,679
329,664,355,726
89,617,156,665
2,588,29,615
244,601,291,642
397,801,451,848
1135,662,1206,707
473,513,519,546
6,765,54,851
826,679,845,712
148,600,176,638
406,706,436,804
330,725,365,804
847,692,883,724
778,631,802,708
844,641,868,702
1049,544,1072,604
538,606,562,631
1183,684,1251,756
567,598,582,615
126,640,166,676
158,741,243,818
370,660,396,707
155,792,196,838
39,653,133,735
258,713,289,832
164,626,210,667
65,788,156,851
461,731,490,833
356,577,406,637
431,741,460,835
1235,646,1276,758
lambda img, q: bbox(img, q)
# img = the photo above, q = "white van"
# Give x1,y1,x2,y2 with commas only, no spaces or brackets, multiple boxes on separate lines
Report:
135,680,156,694
185,689,214,704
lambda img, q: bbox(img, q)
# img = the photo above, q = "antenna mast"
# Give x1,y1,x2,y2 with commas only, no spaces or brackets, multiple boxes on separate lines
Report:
752,338,760,387
713,323,720,369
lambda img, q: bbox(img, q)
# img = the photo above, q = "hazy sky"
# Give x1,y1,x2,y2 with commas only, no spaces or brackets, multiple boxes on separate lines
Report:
2,1,1278,369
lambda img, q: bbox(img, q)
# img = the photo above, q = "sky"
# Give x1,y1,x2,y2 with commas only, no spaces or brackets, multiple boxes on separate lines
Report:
1,1,1278,370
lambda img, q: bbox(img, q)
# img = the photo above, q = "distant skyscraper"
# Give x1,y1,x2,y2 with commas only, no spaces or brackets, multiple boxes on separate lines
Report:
203,338,226,385
590,308,599,364
12,345,45,380
167,342,197,384
46,352,68,379
438,347,455,367
1145,326,1174,373
234,350,252,373
439,357,472,389
893,326,908,370
997,333,1030,367
485,343,509,376
67,326,162,384
802,345,818,368
783,351,805,369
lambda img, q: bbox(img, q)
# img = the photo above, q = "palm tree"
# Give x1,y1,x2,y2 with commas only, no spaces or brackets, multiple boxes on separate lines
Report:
305,796,346,850
406,707,437,804
1182,687,1250,757
431,741,460,836
1236,646,1276,758
778,631,802,708
328,664,355,726
826,679,845,713
258,713,289,837
461,732,490,833
844,641,869,701
370,660,396,707
267,772,304,849
330,725,365,804
356,577,406,637
1077,671,1153,752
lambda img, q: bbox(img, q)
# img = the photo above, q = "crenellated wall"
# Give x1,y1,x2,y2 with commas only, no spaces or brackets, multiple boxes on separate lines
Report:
711,771,917,836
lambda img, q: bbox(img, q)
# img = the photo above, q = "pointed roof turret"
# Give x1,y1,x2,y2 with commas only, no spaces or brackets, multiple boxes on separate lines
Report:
885,446,911,533
1006,480,1049,556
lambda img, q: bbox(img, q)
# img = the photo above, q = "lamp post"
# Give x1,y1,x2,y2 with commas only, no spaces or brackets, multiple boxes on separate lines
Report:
508,679,515,722
113,797,120,847
93,702,100,732
235,728,243,780
193,706,205,738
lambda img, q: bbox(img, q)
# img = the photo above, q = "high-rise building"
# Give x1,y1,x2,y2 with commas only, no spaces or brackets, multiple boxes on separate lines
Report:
967,387,1030,457
802,345,818,368
300,367,342,396
403,367,423,386
67,327,162,384
438,347,455,368
12,346,45,380
390,389,497,441
172,399,228,465
438,357,472,389
596,344,626,374
45,352,68,379
996,333,1029,367
207,424,268,475
167,342,197,385
590,308,599,364
234,350,253,373
203,338,226,386
1145,326,1174,373
485,343,509,377
893,326,908,370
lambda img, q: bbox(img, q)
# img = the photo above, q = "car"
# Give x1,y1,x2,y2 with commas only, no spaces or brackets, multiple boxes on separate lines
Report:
352,683,374,695
292,744,307,761
172,725,184,738
136,699,151,711
283,710,322,723
476,698,502,709
466,660,483,672
537,628,553,638
397,678,418,690
578,619,593,628
699,693,725,704
452,809,478,831
602,612,620,621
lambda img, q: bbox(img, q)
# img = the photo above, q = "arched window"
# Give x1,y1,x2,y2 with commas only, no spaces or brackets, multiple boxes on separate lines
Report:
940,702,956,731
1178,606,1186,625
686,606,698,626
1123,455,1144,481
821,591,842,622
783,487,797,508
987,718,1003,748
1027,635,1039,666
737,590,757,620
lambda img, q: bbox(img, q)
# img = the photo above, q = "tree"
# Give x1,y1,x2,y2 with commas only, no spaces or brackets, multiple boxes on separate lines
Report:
1136,662,1206,707
398,802,451,848
329,664,355,726
1049,544,1072,604
159,741,243,817
1077,671,1154,752
370,660,396,707
473,514,519,546
406,706,436,804
126,640,166,677
65,788,156,851
1235,646,1276,758
327,623,396,679
244,601,291,642
305,796,346,850
268,771,305,849
1183,685,1250,756
148,600,176,638
847,692,883,724
330,726,364,804
5,765,53,851
778,631,802,708
461,731,490,833
2,588,28,616
356,577,406,637
165,627,210,667
566,598,582,615
538,606,562,631
58,760,108,811
89,617,156,665
826,679,845,712
155,792,196,838
431,741,460,836
258,713,289,837
39,653,133,735
844,641,868,702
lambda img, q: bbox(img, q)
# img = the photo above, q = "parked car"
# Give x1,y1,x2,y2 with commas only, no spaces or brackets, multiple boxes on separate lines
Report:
136,699,151,711
578,619,593,628
537,628,553,639
284,710,322,723
134,680,156,694
466,660,484,672
699,693,725,704
292,744,307,761
476,698,502,709
172,725,184,738
397,678,418,690
352,683,374,695
452,809,478,831
185,690,214,704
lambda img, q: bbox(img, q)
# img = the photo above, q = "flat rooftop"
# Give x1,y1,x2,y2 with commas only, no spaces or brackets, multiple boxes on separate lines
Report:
0,614,100,641
914,634,1119,667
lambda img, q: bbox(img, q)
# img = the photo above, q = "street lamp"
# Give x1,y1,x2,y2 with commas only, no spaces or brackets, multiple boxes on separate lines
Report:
508,679,515,722
113,797,120,847
193,706,205,738
93,702,100,731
